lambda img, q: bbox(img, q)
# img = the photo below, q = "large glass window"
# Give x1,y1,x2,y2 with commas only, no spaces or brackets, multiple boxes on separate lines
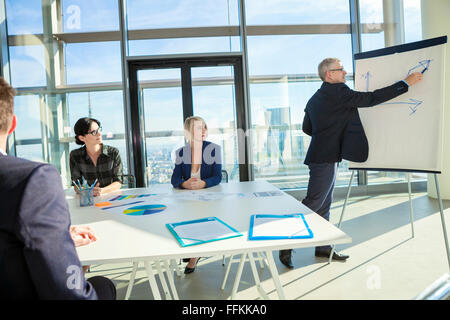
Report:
62,0,120,33
246,0,353,189
3,0,424,191
5,0,128,189
9,46,47,88
5,0,43,35
6,0,46,87
359,0,385,52
245,0,350,24
360,0,422,52
14,95,44,162
126,0,240,56
404,0,422,43
359,0,425,185
62,0,122,85
64,42,122,85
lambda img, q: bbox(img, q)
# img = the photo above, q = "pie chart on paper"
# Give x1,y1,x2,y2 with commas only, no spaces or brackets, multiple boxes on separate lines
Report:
123,204,167,216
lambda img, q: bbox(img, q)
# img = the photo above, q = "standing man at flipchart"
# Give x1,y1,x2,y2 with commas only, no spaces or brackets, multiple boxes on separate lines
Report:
279,58,423,269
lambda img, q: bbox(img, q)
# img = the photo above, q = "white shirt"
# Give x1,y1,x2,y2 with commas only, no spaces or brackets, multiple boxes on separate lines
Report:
191,168,201,179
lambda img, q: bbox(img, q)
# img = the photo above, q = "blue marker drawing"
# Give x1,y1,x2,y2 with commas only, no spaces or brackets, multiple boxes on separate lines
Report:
360,71,371,91
361,62,427,116
407,59,432,76
380,98,423,116
409,106,418,115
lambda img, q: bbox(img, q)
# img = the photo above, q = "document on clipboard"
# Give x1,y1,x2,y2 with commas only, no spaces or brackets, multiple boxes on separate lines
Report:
166,217,243,247
249,214,313,240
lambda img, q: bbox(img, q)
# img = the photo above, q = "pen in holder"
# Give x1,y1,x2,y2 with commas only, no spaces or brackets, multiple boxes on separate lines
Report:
79,188,94,207
74,178,97,207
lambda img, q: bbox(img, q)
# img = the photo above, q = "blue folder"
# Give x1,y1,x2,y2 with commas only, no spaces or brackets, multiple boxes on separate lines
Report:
166,216,243,247
248,214,314,240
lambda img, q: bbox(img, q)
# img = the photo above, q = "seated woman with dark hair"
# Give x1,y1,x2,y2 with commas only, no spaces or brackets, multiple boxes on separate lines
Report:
171,116,222,274
70,117,122,196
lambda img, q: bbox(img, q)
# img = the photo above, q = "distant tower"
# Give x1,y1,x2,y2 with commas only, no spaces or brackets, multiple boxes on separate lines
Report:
265,106,292,166
88,92,92,118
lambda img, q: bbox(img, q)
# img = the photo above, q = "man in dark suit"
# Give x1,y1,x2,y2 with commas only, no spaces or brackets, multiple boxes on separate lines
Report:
279,58,423,268
0,77,116,299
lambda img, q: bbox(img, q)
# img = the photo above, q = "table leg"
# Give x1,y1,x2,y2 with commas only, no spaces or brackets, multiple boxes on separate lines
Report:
144,261,162,300
154,259,172,300
265,250,286,300
248,252,269,300
434,174,450,269
221,255,234,290
171,259,182,277
125,261,139,300
329,170,355,264
257,252,266,269
163,259,179,300
230,253,247,300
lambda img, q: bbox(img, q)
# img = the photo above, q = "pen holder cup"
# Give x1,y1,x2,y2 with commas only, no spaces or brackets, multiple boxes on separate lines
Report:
79,189,94,207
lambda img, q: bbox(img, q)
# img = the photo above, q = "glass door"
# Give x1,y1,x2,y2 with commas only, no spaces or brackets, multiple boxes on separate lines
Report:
127,55,249,187
138,68,185,185
191,66,240,182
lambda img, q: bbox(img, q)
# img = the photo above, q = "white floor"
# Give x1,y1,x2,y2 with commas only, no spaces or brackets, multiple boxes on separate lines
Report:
85,191,450,300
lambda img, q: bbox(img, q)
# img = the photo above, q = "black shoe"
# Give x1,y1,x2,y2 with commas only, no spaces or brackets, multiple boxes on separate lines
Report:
184,258,200,274
315,249,349,261
279,249,294,269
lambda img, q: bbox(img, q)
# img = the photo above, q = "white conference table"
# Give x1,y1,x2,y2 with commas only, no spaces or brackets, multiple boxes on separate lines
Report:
67,180,351,300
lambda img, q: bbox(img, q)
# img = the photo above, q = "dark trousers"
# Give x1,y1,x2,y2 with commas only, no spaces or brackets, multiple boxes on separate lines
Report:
302,162,338,251
87,276,116,300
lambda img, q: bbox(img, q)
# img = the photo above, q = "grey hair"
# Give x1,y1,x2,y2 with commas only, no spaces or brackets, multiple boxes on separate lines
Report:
318,58,340,81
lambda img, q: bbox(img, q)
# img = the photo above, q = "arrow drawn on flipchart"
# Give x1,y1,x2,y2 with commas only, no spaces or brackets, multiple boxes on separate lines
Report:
407,59,432,75
379,98,423,116
361,59,428,115
362,59,431,91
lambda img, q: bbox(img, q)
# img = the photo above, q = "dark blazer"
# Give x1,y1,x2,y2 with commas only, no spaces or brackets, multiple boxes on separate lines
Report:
171,141,222,189
302,81,408,165
0,154,98,300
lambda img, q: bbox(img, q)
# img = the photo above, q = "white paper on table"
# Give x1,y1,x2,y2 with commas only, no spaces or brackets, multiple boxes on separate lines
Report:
253,190,284,197
235,190,284,199
174,220,235,241
170,218,241,246
251,216,310,238
172,190,284,202
172,191,234,202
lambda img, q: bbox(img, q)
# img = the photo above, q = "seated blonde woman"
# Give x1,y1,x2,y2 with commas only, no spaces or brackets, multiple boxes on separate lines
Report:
171,116,222,273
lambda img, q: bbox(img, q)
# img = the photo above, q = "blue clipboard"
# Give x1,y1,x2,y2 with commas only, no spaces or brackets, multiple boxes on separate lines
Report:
166,216,243,247
248,214,314,240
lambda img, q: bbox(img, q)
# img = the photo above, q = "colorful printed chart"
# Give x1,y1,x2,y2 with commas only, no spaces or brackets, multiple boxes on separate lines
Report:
95,201,112,207
123,204,167,216
109,194,155,201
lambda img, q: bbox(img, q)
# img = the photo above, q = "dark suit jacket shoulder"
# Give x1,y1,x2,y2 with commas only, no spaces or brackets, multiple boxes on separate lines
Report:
0,154,97,300
171,141,222,189
303,81,408,164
